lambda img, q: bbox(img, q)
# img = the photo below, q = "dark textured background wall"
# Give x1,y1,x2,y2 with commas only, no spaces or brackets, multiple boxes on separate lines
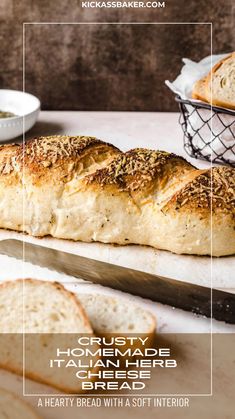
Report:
0,0,234,111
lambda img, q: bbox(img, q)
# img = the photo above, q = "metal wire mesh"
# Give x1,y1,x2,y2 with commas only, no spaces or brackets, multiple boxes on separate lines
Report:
176,96,235,166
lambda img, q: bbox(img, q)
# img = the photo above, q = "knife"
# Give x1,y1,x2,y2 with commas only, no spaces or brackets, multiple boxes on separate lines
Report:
0,239,235,323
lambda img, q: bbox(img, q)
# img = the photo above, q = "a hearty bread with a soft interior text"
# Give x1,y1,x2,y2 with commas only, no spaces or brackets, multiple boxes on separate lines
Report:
0,135,234,256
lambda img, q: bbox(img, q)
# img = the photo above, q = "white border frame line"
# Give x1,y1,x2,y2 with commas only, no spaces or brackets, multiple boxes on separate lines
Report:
210,22,213,397
22,21,26,398
22,21,213,398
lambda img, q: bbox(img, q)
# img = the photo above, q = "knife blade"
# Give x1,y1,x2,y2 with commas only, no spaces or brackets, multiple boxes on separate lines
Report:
0,239,234,323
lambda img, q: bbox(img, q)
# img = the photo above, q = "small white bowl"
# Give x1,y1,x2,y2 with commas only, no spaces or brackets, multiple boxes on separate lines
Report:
0,90,40,142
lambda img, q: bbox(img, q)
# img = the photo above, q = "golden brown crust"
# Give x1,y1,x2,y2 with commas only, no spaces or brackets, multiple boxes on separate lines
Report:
0,144,20,175
192,76,208,102
85,148,194,194
0,136,120,186
20,135,119,167
164,166,235,215
0,136,119,171
0,136,234,256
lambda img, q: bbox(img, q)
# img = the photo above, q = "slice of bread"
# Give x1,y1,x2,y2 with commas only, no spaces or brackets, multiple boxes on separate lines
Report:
78,293,156,345
0,387,41,419
192,53,235,109
0,279,93,333
0,279,99,394
205,52,235,109
192,76,208,103
0,280,156,393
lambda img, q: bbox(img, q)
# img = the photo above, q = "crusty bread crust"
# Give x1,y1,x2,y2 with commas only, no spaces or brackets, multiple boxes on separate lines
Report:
0,136,234,256
192,76,208,102
0,135,120,187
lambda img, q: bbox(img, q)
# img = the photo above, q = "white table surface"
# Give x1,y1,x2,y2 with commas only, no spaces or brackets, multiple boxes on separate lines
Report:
1,110,234,333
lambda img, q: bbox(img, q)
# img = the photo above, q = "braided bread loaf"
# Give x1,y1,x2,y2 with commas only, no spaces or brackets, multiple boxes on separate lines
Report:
0,135,234,256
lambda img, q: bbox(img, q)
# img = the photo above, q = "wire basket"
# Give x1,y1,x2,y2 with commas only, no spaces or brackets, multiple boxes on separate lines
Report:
176,96,235,166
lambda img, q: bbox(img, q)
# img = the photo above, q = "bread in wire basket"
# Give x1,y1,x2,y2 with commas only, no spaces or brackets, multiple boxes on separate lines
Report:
192,52,235,110
0,279,97,394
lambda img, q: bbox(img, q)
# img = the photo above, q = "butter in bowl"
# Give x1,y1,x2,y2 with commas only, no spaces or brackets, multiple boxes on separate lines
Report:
0,89,40,142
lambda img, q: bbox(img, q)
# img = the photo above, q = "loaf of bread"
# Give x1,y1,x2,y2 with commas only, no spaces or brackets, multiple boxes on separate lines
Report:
192,52,235,109
0,388,41,419
0,135,234,256
0,279,99,394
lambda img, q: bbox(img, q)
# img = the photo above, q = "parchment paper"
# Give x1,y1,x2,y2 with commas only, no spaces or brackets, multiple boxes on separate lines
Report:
0,229,234,290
